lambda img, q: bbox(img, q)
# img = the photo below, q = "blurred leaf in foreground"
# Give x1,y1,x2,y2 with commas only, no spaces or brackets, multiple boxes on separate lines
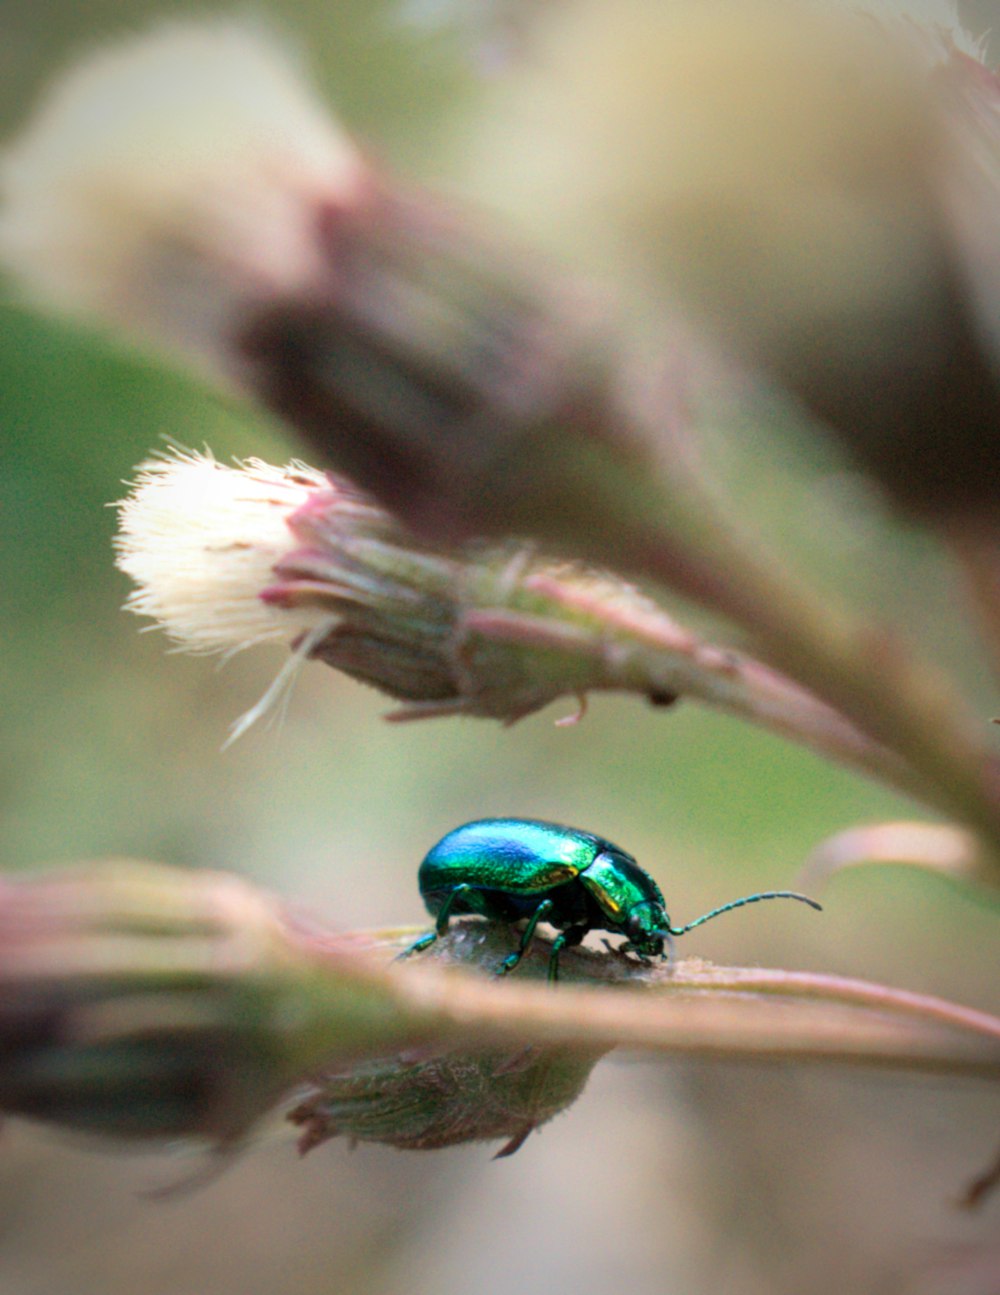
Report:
0,861,416,1145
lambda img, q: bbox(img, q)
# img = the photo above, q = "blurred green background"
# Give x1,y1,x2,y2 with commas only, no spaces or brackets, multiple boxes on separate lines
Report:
1,3,997,1294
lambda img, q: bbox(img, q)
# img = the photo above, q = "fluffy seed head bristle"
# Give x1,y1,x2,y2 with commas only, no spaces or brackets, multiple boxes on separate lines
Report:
115,450,333,654
0,19,365,369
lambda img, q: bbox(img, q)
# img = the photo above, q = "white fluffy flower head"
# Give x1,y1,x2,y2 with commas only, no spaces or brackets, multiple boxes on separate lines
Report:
115,449,332,655
0,20,365,369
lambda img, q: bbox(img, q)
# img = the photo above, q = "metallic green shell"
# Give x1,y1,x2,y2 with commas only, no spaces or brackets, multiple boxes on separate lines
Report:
578,850,666,924
419,818,600,898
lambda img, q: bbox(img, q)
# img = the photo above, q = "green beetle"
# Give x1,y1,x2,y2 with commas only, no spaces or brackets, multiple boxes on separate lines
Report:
403,818,821,982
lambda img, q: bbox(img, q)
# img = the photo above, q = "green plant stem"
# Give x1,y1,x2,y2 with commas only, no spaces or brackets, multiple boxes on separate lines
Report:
384,966,1000,1080
662,963,1000,1042
292,928,1000,1083
623,469,1000,877
490,568,924,799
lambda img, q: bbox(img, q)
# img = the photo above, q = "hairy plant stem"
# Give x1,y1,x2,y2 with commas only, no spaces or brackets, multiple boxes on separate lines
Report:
171,458,917,797
294,926,1000,1084
661,964,1000,1043
487,567,922,799
382,969,1000,1080
235,191,1000,860
621,466,1000,880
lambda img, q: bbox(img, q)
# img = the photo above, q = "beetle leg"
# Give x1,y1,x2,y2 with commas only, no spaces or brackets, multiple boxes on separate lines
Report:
547,924,588,984
395,930,439,961
498,898,554,977
396,884,476,962
546,932,568,984
560,925,588,949
434,883,475,937
619,941,653,966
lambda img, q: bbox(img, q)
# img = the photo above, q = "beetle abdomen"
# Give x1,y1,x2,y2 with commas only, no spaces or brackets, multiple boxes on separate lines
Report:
420,886,543,924
418,818,600,900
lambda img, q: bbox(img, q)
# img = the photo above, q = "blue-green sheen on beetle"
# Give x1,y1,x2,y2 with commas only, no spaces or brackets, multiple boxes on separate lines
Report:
402,818,822,983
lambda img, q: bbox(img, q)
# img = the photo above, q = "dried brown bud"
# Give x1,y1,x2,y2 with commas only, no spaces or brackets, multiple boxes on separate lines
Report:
236,183,678,563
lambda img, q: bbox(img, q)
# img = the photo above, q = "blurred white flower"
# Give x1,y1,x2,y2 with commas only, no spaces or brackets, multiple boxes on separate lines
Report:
0,19,365,374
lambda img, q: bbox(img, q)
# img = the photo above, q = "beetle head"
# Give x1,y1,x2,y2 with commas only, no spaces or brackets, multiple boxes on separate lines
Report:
623,901,670,959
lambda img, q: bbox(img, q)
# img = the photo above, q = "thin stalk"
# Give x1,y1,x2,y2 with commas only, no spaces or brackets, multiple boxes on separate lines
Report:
383,962,1000,1079
623,461,1000,877
498,569,926,799
662,963,1000,1043
797,819,997,894
294,931,1000,1084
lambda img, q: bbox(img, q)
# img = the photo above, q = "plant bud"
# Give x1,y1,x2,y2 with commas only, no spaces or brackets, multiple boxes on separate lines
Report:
117,448,902,797
0,19,366,377
115,449,671,726
290,921,622,1157
0,861,414,1145
0,18,729,593
471,0,1000,522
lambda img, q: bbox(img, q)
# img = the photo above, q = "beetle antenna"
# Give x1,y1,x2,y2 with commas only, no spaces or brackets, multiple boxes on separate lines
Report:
665,890,822,936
